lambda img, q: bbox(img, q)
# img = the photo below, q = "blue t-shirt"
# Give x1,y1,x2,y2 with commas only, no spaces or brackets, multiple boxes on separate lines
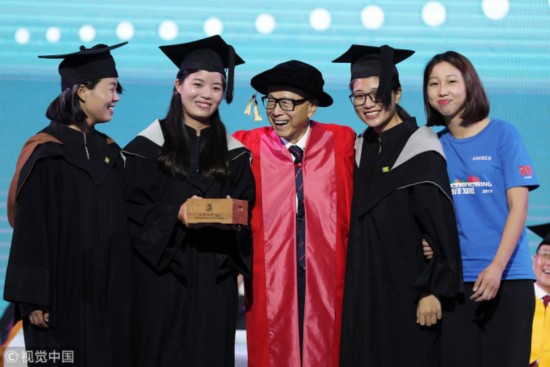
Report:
439,119,539,282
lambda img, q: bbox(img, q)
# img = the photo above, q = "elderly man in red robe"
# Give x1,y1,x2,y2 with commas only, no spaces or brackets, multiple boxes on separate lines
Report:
233,60,355,367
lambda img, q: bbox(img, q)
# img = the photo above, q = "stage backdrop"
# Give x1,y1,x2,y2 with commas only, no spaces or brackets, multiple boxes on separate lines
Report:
1,0,549,316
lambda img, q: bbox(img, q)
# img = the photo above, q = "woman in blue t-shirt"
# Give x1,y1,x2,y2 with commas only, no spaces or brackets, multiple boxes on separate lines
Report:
423,51,539,367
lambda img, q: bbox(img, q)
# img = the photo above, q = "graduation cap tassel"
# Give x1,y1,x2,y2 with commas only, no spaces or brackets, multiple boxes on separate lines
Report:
226,45,236,104
253,98,262,121
244,93,263,122
244,93,256,116
378,45,395,108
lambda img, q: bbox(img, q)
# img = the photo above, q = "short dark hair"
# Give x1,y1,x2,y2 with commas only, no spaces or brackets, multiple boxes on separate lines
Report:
45,79,123,131
423,51,489,127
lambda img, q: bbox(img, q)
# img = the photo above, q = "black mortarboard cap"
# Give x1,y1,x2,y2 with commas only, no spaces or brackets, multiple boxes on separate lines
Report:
250,60,333,107
159,35,245,104
332,45,414,107
39,42,127,91
528,223,550,248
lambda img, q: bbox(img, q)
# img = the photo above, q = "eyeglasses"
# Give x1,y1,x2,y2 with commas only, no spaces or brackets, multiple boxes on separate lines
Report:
349,90,381,107
262,96,308,111
536,251,550,262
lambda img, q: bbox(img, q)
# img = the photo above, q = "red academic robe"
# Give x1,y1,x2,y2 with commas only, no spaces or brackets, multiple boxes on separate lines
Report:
233,121,355,367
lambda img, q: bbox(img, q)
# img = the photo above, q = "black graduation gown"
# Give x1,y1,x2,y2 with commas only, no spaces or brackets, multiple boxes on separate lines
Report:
340,118,463,367
122,120,254,367
4,121,133,367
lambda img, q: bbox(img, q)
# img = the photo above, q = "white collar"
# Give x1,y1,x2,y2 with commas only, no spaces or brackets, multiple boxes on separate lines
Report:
282,123,310,151
534,282,549,300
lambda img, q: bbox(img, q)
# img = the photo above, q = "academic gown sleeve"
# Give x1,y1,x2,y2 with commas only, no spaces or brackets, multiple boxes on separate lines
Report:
122,152,188,277
4,158,58,318
221,148,255,277
410,157,463,299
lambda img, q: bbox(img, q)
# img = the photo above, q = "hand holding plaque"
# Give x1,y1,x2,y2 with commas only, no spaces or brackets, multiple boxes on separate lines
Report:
184,197,248,226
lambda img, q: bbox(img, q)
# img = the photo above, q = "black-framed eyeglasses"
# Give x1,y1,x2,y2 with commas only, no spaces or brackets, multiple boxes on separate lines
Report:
262,96,308,111
349,90,381,107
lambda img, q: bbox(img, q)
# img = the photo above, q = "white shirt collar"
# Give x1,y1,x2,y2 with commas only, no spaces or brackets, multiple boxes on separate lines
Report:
534,282,549,300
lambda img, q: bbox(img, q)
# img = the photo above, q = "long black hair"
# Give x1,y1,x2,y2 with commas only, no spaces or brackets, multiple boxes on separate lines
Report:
45,79,124,132
158,68,230,180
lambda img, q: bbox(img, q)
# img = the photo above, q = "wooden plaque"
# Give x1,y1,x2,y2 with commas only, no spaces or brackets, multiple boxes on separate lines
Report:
186,198,248,225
